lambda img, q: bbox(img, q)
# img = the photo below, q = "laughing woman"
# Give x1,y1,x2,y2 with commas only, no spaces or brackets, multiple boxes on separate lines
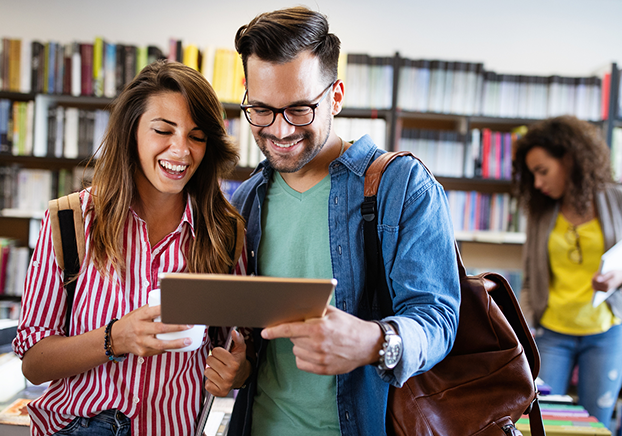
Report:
13,60,251,436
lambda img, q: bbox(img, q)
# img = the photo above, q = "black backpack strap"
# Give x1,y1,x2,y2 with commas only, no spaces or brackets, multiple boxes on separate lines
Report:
58,210,80,336
361,151,413,318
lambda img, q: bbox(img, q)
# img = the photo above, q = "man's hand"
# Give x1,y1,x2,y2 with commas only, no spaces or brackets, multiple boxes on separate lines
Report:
593,270,622,293
261,306,384,375
204,329,251,396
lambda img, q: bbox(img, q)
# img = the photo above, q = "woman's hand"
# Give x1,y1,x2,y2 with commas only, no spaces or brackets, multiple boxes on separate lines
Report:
112,304,195,357
592,269,622,293
204,329,251,396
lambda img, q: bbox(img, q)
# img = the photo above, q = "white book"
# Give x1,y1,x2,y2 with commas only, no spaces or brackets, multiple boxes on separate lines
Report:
64,107,79,158
237,113,251,168
592,239,622,307
54,106,65,158
201,45,216,86
71,44,81,97
20,39,32,93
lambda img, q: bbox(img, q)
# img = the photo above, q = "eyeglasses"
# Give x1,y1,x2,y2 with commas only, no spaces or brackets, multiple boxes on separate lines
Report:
565,226,583,264
240,81,336,128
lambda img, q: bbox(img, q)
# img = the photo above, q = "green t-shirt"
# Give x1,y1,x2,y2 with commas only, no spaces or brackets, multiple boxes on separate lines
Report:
251,172,340,436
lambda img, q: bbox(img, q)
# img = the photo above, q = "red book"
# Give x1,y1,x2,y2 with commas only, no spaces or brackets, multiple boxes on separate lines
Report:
481,128,491,178
601,72,611,120
80,43,93,96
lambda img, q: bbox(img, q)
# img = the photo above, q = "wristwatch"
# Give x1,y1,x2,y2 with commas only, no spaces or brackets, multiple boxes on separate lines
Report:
373,320,403,371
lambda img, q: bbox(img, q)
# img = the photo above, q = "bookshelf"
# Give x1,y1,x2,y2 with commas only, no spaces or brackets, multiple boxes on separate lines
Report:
1,37,621,300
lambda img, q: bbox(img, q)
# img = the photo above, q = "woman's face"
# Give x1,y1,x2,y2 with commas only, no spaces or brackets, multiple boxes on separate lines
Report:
135,91,207,199
525,146,568,200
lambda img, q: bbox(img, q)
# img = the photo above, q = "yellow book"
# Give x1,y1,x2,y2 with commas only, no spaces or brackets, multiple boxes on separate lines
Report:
183,44,199,71
93,37,104,97
338,52,348,87
232,53,245,104
9,39,21,92
211,48,229,101
136,46,148,75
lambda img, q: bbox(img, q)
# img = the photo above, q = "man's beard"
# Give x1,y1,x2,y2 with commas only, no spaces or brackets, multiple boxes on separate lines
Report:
254,117,332,173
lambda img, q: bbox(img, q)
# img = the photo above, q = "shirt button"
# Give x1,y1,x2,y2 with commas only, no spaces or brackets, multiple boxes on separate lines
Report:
251,251,255,258
133,397,140,404
138,357,144,364
334,197,338,205
345,411,350,420
338,246,342,255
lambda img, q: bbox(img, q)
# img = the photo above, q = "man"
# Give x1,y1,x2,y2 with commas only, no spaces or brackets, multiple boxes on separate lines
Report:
229,7,460,436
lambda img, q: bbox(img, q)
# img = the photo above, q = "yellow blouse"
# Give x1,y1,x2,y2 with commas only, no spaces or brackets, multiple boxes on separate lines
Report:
540,213,619,335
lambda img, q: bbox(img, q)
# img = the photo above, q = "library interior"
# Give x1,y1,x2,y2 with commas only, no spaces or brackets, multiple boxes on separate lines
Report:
0,0,622,435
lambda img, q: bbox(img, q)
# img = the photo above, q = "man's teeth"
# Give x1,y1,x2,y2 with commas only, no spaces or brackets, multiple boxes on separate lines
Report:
160,161,188,172
273,140,299,148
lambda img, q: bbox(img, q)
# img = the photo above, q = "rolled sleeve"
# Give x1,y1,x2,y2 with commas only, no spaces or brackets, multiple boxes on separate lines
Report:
12,211,66,359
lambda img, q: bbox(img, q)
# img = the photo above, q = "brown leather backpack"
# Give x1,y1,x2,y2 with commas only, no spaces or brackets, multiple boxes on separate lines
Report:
362,151,545,436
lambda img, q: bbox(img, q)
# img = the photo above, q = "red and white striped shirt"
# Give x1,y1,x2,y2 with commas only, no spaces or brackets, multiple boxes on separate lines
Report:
13,189,247,436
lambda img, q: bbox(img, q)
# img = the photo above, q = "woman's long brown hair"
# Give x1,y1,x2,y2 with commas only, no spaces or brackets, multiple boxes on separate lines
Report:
87,60,242,277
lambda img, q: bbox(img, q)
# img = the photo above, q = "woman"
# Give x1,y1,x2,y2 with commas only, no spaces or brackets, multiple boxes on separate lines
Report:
513,115,622,427
13,60,251,436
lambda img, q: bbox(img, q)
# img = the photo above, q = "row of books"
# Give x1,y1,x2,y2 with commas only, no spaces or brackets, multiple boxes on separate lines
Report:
1,99,109,158
0,37,165,98
45,106,108,159
446,190,526,234
0,165,87,215
341,54,394,110
397,58,603,121
0,239,29,298
0,99,33,155
397,127,519,180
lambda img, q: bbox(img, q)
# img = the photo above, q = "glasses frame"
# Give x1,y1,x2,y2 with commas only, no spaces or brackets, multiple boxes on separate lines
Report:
565,225,583,264
240,81,336,128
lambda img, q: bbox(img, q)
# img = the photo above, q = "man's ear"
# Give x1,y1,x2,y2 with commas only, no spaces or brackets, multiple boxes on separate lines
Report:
331,80,345,116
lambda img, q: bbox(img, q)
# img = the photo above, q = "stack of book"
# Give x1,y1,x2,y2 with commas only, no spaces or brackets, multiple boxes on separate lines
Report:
396,56,603,121
446,190,526,234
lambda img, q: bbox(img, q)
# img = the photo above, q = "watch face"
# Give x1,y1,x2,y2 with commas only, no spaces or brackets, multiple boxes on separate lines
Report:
383,334,403,368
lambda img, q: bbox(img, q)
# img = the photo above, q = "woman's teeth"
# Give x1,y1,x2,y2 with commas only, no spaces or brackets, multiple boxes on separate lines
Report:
159,160,188,173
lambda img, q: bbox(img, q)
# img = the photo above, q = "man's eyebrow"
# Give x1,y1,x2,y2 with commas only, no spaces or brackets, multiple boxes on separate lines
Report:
247,98,313,107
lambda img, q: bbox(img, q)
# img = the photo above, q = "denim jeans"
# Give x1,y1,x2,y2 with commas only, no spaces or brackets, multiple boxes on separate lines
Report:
52,409,130,436
536,324,622,429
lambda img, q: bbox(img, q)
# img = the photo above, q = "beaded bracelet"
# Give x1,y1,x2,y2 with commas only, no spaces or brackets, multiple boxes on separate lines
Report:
104,318,127,363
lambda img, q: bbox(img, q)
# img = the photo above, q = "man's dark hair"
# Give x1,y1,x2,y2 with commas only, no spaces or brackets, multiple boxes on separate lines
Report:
235,6,341,85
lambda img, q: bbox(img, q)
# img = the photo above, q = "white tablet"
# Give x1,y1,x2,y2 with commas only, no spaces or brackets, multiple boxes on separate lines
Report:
158,273,336,328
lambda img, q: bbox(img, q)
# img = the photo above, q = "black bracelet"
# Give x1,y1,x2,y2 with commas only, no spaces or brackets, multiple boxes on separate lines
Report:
104,318,127,363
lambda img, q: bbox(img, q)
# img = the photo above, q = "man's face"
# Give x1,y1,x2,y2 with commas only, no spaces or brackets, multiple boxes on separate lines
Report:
244,51,337,173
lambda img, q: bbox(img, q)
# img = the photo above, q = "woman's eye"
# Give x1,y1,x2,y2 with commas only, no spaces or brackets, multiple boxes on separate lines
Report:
192,136,207,143
154,129,171,135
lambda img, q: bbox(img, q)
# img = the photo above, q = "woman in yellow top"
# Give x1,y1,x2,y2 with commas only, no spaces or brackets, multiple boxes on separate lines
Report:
513,115,622,428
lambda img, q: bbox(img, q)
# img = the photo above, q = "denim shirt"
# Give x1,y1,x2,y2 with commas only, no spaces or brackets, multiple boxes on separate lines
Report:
228,135,460,436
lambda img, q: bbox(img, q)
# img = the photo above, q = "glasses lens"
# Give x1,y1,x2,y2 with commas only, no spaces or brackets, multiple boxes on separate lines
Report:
245,108,274,127
284,107,314,126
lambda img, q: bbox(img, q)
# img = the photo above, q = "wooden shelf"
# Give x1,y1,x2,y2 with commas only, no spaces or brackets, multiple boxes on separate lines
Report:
437,176,512,194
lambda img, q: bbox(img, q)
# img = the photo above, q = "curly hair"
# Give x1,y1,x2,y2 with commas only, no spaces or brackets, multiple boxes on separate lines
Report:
512,115,613,217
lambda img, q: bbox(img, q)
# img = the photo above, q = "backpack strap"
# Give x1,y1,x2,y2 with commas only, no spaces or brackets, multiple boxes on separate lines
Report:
362,151,545,436
49,192,85,336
